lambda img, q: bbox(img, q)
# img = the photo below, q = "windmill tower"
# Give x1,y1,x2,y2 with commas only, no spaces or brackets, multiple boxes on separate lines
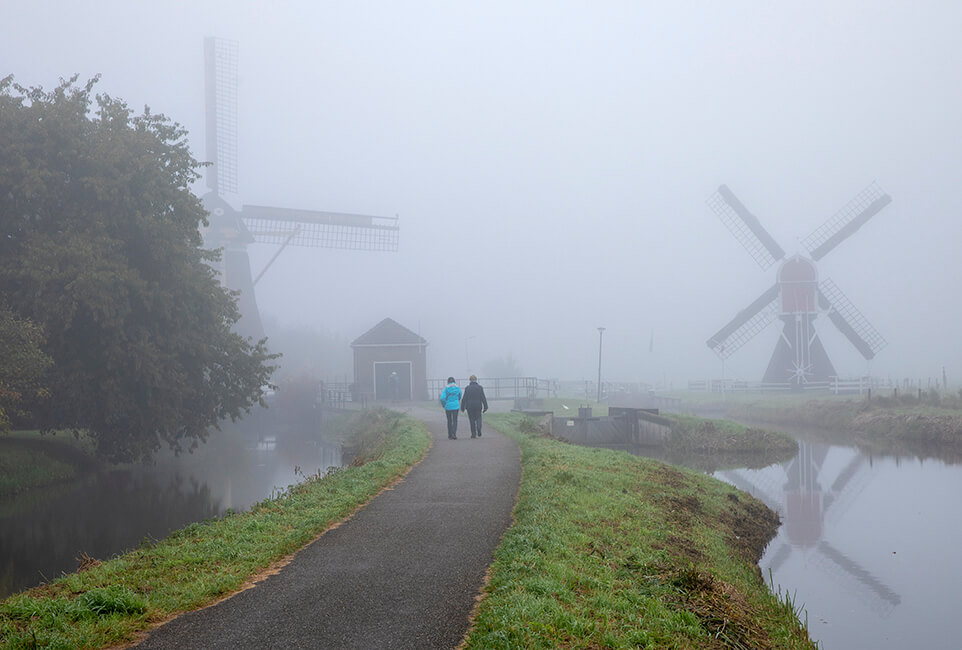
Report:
706,183,890,386
201,37,399,340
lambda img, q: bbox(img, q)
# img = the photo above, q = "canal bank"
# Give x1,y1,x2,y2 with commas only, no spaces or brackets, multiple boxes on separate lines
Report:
0,411,347,600
660,391,962,649
714,423,962,650
1,406,818,649
0,410,433,649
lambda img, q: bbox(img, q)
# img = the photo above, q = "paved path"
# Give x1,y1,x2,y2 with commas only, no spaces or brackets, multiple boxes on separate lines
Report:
135,405,520,649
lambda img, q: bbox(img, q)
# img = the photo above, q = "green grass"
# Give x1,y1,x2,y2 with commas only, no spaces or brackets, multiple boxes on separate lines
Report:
463,412,817,650
0,432,99,497
0,409,431,650
663,413,798,455
0,444,78,497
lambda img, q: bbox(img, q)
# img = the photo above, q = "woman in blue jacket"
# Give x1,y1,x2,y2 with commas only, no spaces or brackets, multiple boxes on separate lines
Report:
439,376,462,439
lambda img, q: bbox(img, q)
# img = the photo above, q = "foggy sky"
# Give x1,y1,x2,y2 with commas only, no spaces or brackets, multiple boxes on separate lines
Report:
4,1,961,386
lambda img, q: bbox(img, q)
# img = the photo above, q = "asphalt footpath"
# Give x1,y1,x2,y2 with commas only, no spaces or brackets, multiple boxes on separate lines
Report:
134,404,521,650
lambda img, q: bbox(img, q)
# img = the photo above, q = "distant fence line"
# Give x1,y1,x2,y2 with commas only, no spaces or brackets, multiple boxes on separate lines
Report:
687,376,895,395
317,377,555,407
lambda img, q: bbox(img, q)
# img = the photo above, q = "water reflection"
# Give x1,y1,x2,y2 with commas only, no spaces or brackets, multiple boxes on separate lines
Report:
0,416,343,599
593,435,962,649
716,438,962,650
719,441,901,617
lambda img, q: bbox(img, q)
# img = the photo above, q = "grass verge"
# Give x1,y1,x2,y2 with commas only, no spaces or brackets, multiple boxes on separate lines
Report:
463,412,816,649
663,413,797,455
0,409,431,650
0,433,99,498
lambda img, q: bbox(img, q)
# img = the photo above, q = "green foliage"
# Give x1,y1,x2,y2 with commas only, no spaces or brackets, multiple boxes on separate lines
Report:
0,75,278,462
0,307,52,431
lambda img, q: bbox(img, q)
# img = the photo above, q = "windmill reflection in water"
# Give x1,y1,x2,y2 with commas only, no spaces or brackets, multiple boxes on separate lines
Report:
719,441,901,618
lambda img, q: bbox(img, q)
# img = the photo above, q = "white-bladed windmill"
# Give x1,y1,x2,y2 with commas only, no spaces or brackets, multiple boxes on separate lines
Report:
201,37,399,340
706,182,891,386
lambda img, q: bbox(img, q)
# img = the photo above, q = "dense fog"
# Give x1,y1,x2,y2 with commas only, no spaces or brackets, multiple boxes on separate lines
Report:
5,2,961,387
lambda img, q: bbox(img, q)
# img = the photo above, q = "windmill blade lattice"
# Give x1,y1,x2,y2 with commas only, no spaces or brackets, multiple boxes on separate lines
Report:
200,36,400,341
814,540,901,616
818,278,887,359
707,284,780,360
204,37,238,196
242,205,399,251
801,182,891,261
707,185,786,270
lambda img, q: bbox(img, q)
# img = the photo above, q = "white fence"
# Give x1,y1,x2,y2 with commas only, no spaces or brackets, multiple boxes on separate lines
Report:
688,376,893,395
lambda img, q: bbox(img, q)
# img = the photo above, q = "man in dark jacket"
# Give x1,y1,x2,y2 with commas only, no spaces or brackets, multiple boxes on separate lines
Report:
460,375,488,439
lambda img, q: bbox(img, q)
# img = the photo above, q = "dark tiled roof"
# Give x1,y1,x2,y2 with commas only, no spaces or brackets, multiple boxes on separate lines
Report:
351,318,428,347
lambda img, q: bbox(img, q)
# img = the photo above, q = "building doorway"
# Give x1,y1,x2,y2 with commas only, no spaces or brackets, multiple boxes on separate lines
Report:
374,361,413,402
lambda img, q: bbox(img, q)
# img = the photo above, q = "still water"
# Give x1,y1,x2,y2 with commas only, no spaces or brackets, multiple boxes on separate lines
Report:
715,436,962,649
0,420,342,599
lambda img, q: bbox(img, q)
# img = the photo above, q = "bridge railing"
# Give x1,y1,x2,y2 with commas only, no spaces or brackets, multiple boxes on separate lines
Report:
427,377,554,401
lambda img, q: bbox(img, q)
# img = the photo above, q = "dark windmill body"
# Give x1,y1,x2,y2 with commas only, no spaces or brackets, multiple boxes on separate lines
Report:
201,38,399,340
706,183,891,387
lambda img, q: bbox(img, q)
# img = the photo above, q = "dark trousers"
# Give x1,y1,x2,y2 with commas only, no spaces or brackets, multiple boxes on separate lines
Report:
466,409,483,437
445,409,459,438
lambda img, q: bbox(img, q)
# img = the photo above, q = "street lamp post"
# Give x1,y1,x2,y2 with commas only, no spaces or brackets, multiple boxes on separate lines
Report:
596,327,605,403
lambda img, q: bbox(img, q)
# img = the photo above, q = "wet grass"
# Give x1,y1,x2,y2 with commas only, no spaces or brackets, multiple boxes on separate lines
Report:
517,398,798,470
0,433,99,498
463,412,817,650
0,409,431,650
663,413,798,455
0,444,78,498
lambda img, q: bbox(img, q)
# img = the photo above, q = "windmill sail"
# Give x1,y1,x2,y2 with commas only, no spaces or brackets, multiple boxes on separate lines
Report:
818,279,886,360
815,540,902,614
707,284,780,359
802,182,891,261
204,37,238,196
707,185,786,270
241,205,399,251
200,36,400,340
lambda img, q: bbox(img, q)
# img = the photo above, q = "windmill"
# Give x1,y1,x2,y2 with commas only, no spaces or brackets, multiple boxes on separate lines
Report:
718,441,901,618
201,37,399,340
706,183,890,386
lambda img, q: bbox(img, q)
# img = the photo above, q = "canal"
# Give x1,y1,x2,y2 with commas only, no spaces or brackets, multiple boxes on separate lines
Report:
714,432,962,649
0,411,343,600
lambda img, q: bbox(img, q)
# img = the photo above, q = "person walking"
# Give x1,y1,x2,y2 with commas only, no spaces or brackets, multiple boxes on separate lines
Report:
460,375,488,439
439,376,462,439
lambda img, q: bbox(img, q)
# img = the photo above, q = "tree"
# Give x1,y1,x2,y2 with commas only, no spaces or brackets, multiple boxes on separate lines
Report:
482,353,524,378
0,306,52,432
0,75,277,462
